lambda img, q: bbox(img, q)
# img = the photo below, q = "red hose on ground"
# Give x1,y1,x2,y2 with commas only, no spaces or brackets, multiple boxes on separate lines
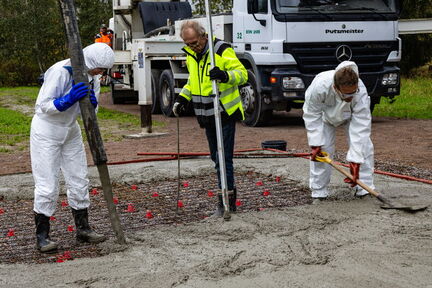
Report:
108,156,177,165
335,161,432,185
130,148,432,185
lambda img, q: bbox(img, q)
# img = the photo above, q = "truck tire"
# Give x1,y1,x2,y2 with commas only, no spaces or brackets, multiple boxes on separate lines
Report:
111,83,126,104
370,96,382,114
240,70,272,127
159,69,175,117
151,69,161,114
110,80,139,105
370,102,376,114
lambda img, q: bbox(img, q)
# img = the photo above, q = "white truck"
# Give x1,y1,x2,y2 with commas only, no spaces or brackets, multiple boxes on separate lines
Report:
110,0,401,127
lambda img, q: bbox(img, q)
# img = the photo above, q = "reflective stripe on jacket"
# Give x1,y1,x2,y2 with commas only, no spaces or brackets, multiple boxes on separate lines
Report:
179,38,247,125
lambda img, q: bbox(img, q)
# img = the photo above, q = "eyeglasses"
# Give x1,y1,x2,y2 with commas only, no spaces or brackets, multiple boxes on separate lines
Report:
337,87,359,99
185,40,200,48
184,36,203,48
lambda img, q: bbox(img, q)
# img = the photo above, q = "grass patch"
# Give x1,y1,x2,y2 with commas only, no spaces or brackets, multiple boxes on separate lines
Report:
97,107,164,128
0,108,32,147
0,87,39,106
0,86,166,153
373,77,432,119
100,86,111,93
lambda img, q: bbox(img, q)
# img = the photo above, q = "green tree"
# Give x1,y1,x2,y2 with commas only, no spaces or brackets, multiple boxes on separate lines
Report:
0,0,112,86
399,0,432,75
190,0,232,15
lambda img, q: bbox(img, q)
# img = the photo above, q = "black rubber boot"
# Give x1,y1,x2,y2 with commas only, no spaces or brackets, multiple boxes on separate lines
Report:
71,208,106,243
213,189,237,217
34,213,58,253
229,188,237,212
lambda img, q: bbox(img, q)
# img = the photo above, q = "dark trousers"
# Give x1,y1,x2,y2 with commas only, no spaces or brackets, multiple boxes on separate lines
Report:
204,118,236,190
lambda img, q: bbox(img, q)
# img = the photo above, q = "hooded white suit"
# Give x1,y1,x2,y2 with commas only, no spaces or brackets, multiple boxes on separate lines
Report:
31,43,114,216
303,61,374,198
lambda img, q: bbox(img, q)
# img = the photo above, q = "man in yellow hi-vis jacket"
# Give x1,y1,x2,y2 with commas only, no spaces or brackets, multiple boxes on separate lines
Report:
173,20,247,217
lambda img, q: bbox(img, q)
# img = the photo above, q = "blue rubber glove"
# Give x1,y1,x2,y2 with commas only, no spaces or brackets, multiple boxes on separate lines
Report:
89,89,97,108
53,82,89,112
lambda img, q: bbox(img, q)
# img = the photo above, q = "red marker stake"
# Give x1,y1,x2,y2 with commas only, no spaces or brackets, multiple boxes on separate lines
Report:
126,203,136,212
145,210,154,219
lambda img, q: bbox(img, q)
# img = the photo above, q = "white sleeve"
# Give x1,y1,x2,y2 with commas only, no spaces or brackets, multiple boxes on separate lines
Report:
347,82,372,163
35,68,71,114
302,79,326,147
93,76,101,114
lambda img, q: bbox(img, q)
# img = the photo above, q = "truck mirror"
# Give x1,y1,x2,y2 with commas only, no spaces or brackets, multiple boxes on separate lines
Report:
247,0,267,26
247,0,258,14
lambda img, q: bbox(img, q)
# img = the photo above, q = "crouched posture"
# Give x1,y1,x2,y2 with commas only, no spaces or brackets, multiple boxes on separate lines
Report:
31,43,114,253
173,21,248,216
303,61,375,200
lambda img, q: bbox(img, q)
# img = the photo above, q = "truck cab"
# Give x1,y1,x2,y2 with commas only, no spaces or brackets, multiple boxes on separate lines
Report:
234,0,401,126
110,0,402,127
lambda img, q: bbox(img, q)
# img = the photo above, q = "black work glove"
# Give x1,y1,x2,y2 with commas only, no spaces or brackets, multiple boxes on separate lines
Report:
172,101,186,117
209,66,228,83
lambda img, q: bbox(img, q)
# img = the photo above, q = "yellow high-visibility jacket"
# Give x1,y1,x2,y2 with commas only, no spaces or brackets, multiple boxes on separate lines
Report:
179,38,247,127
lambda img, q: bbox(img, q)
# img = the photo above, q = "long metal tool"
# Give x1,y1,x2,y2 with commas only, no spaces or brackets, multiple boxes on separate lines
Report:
204,0,231,220
315,152,428,212
58,0,126,243
176,116,181,214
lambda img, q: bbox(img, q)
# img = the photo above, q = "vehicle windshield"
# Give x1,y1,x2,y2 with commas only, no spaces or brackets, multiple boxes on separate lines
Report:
275,0,398,14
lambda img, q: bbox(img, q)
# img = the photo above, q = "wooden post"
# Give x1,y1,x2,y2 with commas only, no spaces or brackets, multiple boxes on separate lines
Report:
140,105,152,133
58,0,126,244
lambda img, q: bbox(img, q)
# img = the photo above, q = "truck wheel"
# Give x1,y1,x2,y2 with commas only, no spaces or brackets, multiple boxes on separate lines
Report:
111,82,125,104
151,70,161,114
110,83,138,105
370,102,376,114
240,70,272,127
370,96,381,114
159,69,175,117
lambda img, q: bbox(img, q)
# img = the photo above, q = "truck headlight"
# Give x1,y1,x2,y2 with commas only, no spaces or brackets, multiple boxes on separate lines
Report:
382,73,398,86
282,77,304,89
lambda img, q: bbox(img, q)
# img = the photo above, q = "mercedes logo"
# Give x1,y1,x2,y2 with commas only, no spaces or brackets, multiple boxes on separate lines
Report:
335,45,352,62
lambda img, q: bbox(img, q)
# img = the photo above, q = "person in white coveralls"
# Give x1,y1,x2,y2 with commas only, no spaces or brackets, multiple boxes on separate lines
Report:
31,43,113,253
303,61,374,202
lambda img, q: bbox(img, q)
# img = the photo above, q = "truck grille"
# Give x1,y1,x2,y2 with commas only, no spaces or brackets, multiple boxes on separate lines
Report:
283,41,398,73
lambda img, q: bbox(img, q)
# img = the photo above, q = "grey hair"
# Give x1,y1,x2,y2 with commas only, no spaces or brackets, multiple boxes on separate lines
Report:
180,20,206,39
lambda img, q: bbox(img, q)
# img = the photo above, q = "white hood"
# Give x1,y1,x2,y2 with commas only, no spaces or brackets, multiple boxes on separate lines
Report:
83,43,114,70
335,61,359,76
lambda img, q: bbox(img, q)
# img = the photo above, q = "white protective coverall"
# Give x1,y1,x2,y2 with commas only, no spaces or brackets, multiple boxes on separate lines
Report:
303,61,374,198
31,43,114,216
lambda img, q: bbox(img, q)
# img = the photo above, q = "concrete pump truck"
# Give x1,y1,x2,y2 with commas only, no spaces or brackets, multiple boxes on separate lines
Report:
110,0,401,127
